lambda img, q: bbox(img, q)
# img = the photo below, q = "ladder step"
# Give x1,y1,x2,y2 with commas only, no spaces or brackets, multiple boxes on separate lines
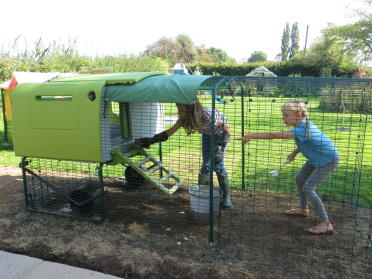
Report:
148,164,162,173
136,157,152,167
124,149,143,158
160,173,175,182
113,148,182,195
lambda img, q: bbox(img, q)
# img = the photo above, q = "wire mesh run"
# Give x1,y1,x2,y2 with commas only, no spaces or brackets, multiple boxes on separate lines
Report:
16,76,371,273
21,158,107,222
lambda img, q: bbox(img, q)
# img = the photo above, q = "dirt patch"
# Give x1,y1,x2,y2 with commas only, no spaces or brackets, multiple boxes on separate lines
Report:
0,165,370,279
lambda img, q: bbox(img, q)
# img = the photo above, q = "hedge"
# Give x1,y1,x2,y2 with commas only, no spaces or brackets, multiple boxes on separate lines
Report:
188,61,358,77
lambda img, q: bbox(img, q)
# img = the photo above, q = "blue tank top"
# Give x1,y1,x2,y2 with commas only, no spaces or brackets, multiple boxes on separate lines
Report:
290,119,339,167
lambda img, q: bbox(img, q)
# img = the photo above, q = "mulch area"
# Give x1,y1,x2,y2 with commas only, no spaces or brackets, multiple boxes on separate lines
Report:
0,165,370,279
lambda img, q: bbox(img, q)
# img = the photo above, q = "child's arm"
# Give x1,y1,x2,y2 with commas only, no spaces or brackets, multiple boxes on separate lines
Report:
217,121,231,133
165,119,182,137
135,120,182,148
237,131,295,143
287,148,301,161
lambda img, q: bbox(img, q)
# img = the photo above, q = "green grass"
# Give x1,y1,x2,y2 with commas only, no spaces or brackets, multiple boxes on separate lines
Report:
1,96,371,207
159,95,372,207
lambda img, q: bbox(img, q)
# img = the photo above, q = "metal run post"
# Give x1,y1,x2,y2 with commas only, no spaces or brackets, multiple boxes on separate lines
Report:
208,77,230,244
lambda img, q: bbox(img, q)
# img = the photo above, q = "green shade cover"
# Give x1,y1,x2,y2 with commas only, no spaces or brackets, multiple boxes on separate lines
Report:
105,74,212,104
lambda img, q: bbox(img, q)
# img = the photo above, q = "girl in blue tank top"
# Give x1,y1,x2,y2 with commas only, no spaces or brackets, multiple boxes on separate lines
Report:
237,100,339,235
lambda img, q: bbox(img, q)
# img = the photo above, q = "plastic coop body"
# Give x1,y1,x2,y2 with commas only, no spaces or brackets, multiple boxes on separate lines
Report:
11,72,211,163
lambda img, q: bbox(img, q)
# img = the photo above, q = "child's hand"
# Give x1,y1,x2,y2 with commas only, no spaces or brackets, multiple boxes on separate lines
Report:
219,121,232,133
134,137,152,149
287,152,297,162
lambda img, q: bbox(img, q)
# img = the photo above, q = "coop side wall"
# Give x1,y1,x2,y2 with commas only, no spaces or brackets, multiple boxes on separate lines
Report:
12,81,104,162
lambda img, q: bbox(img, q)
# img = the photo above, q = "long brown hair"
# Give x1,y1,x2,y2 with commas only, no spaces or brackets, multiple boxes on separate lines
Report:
177,98,207,135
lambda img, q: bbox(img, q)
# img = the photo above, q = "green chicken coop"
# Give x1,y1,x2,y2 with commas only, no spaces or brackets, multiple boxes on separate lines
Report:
11,72,213,221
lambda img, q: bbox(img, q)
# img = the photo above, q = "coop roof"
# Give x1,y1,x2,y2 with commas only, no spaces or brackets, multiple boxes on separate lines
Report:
105,74,212,104
0,72,64,90
52,71,166,85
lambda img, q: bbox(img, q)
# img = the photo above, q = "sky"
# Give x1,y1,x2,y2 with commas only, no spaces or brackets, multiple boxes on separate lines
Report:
1,0,369,62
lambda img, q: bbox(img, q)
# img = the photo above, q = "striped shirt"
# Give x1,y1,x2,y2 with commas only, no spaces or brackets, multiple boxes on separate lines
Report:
199,107,227,135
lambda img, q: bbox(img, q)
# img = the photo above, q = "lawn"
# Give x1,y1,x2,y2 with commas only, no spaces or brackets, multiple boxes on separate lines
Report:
1,96,371,207
158,95,372,207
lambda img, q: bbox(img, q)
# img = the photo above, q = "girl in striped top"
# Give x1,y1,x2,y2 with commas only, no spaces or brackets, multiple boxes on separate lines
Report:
136,98,233,208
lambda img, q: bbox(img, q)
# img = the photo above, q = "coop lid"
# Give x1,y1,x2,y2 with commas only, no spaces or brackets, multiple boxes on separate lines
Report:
105,74,212,104
51,71,166,85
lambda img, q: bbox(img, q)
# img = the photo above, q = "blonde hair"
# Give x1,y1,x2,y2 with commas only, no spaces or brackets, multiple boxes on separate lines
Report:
177,99,207,135
281,100,310,137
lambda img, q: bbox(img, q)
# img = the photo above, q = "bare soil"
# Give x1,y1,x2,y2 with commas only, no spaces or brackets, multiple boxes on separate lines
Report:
0,165,370,279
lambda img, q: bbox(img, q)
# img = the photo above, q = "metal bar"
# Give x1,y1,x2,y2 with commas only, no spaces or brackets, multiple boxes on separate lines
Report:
97,163,107,221
20,158,30,207
159,142,163,178
208,76,229,244
240,84,246,190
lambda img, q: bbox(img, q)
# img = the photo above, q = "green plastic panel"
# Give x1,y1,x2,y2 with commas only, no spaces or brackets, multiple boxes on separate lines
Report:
12,81,105,162
29,86,78,130
119,103,130,138
52,71,166,85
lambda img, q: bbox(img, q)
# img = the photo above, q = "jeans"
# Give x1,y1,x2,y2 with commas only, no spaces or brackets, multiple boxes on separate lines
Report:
200,132,228,178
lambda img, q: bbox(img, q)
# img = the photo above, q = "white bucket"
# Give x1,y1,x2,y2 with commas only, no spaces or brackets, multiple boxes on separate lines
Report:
188,185,220,224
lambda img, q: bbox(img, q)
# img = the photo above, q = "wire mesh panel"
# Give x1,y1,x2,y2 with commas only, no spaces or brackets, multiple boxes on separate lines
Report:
21,158,107,222
208,76,371,269
99,99,216,243
15,75,371,276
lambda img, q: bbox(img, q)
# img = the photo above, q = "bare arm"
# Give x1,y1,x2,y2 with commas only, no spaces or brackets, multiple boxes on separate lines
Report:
237,131,295,143
287,147,301,161
165,119,183,137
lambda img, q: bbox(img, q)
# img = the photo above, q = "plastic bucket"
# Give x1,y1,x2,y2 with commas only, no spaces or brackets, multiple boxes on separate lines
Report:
188,185,220,224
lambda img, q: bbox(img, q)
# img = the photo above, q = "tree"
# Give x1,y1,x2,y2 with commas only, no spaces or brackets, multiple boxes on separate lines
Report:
145,37,180,63
146,34,236,64
175,34,198,63
298,29,357,77
324,19,372,63
247,51,267,62
289,22,300,59
280,23,290,61
207,47,235,63
145,34,199,64
196,46,214,63
306,0,372,64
